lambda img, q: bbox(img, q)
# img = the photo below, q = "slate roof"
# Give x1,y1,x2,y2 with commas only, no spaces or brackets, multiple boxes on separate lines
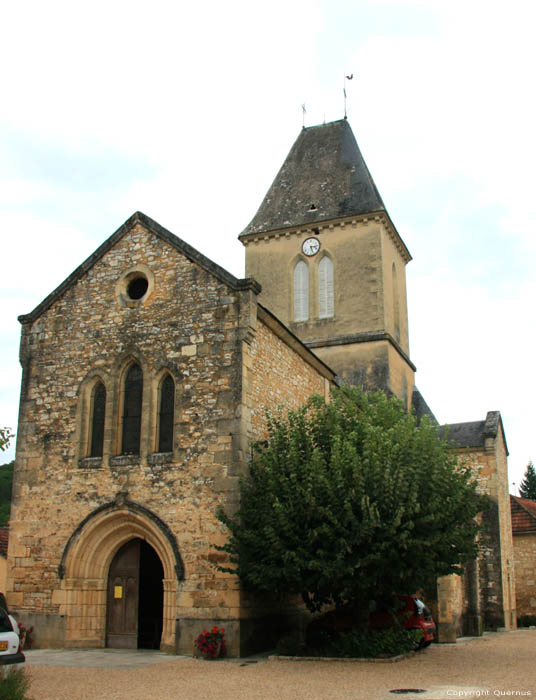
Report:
18,212,261,325
412,387,438,424
240,119,392,237
511,496,536,535
441,411,509,455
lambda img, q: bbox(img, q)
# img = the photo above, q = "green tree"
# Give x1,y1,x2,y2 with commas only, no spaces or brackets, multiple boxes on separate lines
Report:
217,387,484,614
0,428,15,526
0,461,14,526
0,428,13,453
519,460,536,500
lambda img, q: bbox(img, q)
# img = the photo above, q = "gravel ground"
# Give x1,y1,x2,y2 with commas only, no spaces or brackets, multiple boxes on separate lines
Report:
24,629,536,700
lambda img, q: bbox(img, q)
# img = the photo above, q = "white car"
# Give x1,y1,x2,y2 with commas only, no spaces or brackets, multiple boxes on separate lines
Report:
0,607,25,668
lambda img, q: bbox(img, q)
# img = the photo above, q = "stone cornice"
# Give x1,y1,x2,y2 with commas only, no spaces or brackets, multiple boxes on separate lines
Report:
304,330,417,372
239,211,412,264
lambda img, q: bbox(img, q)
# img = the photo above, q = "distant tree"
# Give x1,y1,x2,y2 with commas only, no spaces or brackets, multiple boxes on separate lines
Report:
0,427,13,453
519,461,536,500
0,461,13,526
217,387,485,617
0,428,15,526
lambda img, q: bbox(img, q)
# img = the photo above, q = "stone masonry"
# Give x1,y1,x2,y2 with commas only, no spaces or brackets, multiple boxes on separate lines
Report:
510,496,536,617
9,212,334,656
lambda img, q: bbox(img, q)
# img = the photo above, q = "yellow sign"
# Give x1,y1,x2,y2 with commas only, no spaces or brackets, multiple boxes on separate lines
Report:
114,586,123,599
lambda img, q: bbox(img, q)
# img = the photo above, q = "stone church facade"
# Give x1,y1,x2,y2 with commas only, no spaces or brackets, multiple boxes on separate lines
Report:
9,119,514,654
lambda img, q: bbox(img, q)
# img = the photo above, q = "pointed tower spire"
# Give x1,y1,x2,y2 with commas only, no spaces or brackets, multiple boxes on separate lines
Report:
241,119,386,237
240,119,415,407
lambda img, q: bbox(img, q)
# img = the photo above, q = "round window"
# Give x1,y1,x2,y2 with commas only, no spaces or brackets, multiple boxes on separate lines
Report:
116,265,154,308
127,276,148,300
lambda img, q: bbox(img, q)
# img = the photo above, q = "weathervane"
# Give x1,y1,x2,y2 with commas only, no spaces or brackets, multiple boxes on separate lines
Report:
301,103,307,129
344,74,353,119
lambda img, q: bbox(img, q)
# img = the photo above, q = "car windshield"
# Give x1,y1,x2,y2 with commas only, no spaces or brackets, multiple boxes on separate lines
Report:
0,608,13,633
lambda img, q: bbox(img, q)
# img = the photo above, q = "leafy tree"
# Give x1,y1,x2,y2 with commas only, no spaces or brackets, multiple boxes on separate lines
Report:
0,428,13,453
519,460,536,500
0,428,15,526
217,387,485,615
0,462,14,526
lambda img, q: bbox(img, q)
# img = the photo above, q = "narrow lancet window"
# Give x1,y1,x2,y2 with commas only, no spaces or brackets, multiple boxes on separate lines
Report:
122,364,143,455
158,374,175,453
392,263,401,342
90,382,106,457
293,260,309,322
318,256,334,319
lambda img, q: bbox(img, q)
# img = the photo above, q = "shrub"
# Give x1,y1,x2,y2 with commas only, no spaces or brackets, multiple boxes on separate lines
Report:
0,666,31,700
275,631,306,656
330,627,422,658
517,615,536,628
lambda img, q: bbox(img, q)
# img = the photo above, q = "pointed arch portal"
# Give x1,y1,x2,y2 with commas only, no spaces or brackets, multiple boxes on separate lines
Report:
58,498,184,651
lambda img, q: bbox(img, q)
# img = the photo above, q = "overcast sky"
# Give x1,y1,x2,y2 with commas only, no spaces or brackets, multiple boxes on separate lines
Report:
1,0,534,493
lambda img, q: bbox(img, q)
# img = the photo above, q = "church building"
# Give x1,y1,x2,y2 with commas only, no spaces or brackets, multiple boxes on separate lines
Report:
9,119,515,654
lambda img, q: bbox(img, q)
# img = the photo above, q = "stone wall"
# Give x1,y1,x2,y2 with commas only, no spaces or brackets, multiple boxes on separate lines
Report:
245,310,331,442
9,219,251,653
9,214,335,656
512,533,536,616
242,216,415,405
436,420,516,641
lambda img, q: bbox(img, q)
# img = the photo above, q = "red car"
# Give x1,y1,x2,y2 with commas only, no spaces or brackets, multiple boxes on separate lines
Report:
369,594,436,647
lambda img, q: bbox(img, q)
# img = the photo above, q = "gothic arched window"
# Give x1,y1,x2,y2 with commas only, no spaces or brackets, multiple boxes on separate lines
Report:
89,382,106,457
158,374,175,453
293,260,309,322
318,256,334,319
121,364,143,455
392,263,401,342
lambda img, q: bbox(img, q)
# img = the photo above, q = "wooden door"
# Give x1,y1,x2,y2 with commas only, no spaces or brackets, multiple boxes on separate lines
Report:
106,540,140,649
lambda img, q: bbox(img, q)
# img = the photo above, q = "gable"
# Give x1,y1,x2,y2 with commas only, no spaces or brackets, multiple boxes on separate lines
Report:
19,211,260,326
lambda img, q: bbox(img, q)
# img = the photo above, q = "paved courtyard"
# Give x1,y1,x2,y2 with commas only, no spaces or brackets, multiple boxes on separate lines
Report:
23,629,536,700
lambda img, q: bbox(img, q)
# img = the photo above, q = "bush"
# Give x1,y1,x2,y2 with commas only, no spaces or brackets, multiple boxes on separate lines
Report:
330,626,423,658
517,615,536,628
275,631,306,656
0,666,31,700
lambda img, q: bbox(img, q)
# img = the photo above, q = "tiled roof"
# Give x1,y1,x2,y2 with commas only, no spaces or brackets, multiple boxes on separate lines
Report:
510,495,536,535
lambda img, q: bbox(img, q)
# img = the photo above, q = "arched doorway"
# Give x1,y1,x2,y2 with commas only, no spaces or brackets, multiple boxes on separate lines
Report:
106,538,164,649
58,498,184,652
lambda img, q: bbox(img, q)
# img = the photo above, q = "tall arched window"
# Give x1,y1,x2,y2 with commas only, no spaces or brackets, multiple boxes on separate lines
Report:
392,263,401,342
121,364,143,455
158,374,175,453
293,260,309,322
89,382,106,457
318,256,334,319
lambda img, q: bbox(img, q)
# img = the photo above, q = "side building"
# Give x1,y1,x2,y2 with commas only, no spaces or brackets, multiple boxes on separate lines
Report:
510,496,536,620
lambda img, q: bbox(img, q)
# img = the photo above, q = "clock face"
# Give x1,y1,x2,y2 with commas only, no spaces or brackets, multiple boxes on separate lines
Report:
302,237,320,256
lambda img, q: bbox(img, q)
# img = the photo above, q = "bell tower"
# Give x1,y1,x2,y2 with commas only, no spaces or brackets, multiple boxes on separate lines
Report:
239,119,416,407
